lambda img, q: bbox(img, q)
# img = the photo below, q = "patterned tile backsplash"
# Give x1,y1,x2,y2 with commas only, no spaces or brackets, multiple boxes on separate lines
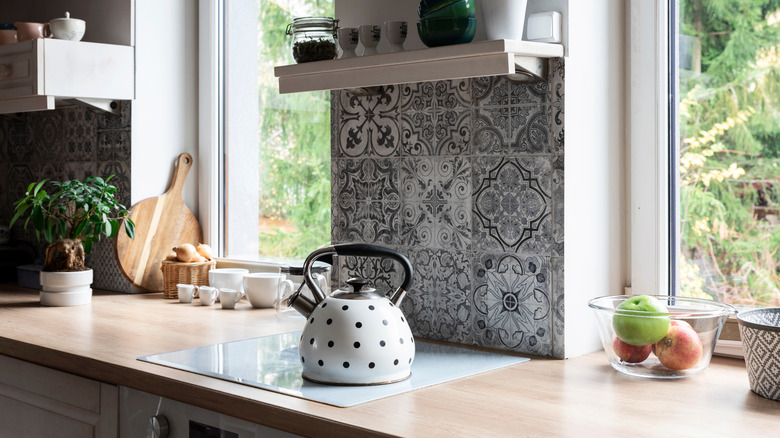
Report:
0,102,132,293
332,58,565,357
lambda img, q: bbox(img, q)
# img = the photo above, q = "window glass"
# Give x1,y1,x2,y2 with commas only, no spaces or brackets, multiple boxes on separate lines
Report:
677,0,780,306
255,0,334,259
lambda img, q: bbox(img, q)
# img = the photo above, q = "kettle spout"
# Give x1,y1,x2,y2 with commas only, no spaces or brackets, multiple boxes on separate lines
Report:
288,286,316,318
388,287,408,308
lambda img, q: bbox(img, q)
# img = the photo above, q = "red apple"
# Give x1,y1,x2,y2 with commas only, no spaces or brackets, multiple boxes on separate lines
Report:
612,336,652,363
654,320,703,370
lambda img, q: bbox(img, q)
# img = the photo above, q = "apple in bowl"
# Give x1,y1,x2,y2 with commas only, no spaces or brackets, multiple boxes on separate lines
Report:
612,295,671,346
654,320,703,370
612,336,652,363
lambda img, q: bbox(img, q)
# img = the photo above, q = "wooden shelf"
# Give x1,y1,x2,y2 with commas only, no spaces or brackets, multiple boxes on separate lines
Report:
274,39,564,94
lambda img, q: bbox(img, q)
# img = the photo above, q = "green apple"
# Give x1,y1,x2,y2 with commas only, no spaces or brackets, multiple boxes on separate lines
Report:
612,295,671,346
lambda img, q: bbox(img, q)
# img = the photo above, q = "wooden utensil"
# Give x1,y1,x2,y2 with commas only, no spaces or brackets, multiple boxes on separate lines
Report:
115,153,203,291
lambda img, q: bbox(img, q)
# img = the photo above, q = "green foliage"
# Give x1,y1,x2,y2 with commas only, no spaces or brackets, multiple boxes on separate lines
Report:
257,0,334,258
9,176,135,254
679,0,780,306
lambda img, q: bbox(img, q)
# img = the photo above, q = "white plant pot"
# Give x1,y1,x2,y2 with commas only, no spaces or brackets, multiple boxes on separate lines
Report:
480,0,529,41
39,269,93,307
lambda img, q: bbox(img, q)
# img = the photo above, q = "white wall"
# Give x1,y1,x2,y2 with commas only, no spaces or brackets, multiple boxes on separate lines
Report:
563,0,627,357
131,0,199,211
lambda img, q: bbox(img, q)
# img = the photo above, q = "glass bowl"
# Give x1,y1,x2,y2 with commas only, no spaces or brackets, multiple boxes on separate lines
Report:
589,295,735,378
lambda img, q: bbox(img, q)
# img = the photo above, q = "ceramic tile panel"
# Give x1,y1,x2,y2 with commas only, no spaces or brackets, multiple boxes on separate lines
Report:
472,252,552,354
472,156,552,255
336,85,401,158
552,256,564,359
332,62,565,357
0,102,132,293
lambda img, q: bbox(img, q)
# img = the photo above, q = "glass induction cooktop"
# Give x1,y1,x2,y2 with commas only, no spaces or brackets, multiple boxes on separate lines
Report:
139,331,529,407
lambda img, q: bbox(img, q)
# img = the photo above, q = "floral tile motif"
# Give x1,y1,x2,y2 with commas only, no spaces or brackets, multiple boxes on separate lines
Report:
31,112,64,162
472,252,552,355
549,58,565,105
473,104,550,154
400,202,470,249
98,161,131,206
96,101,131,130
330,90,340,158
472,75,548,108
337,86,400,157
334,158,398,203
97,130,131,162
551,256,564,359
399,81,471,156
334,199,400,245
7,123,33,162
64,107,97,161
472,156,552,254
552,155,564,257
339,255,405,297
404,248,472,344
400,202,434,247
399,156,470,202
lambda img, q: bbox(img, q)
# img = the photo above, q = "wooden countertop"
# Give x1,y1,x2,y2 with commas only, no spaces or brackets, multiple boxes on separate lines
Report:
0,285,777,437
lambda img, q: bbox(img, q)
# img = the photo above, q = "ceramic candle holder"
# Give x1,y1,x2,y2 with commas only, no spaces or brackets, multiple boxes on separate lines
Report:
384,21,407,52
337,27,359,58
358,24,380,56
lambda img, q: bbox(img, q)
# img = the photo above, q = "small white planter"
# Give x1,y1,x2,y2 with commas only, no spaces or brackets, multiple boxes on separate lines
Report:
39,269,93,307
480,0,529,41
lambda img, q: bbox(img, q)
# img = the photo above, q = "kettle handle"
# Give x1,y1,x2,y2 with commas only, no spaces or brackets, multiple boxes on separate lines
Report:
302,243,414,305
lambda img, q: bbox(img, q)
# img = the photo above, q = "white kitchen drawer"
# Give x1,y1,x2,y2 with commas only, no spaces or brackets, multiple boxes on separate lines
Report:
0,38,134,113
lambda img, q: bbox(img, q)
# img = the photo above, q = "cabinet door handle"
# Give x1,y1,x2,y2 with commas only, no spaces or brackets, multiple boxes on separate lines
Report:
0,64,10,77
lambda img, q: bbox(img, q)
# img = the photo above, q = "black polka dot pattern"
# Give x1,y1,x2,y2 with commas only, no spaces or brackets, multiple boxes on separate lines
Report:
328,340,334,348
318,360,324,366
369,362,375,369
343,362,350,368
382,319,388,326
354,341,360,348
369,305,375,310
355,322,362,328
327,318,333,325
342,305,349,311
380,340,386,347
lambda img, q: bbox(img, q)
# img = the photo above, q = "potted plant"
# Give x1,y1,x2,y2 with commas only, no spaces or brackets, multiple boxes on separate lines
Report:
9,176,135,306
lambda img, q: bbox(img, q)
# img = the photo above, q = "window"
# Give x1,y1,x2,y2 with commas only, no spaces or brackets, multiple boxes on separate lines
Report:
200,0,334,262
630,0,779,308
675,0,780,307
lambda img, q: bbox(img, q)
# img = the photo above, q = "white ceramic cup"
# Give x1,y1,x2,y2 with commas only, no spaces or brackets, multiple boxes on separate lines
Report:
219,288,244,309
243,273,294,309
209,268,249,294
358,24,381,56
198,286,219,306
337,27,359,58
49,12,86,41
480,0,528,41
276,273,329,318
384,21,407,52
177,284,198,303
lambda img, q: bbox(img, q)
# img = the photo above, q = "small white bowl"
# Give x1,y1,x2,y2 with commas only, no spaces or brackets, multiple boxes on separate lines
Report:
50,12,86,41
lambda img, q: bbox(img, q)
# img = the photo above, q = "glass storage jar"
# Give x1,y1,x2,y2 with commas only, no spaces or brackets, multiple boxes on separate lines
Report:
286,17,339,63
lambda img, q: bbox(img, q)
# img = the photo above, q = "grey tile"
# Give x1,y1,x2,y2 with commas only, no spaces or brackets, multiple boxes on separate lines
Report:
399,111,435,156
400,80,471,112
96,100,131,130
400,156,470,202
334,158,399,202
400,202,434,247
405,248,473,344
7,122,33,162
549,57,565,105
336,86,400,157
339,253,406,295
64,107,98,161
473,75,548,107
552,256,564,359
551,102,564,155
472,252,552,355
472,156,552,254
399,157,435,201
334,199,400,246
97,129,131,162
473,105,550,154
98,161,131,206
31,111,64,162
552,154,564,257
400,104,471,156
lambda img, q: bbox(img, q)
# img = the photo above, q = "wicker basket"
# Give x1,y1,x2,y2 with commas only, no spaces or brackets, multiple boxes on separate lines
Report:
160,260,217,299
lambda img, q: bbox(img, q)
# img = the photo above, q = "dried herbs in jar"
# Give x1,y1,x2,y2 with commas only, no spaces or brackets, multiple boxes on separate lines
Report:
286,17,339,63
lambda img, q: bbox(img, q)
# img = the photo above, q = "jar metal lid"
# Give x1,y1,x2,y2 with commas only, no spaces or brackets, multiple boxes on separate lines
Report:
286,16,339,35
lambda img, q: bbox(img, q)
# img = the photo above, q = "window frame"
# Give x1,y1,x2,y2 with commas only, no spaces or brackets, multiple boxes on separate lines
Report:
628,0,675,296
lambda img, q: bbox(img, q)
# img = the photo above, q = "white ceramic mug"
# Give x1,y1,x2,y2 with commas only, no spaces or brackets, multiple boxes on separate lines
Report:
337,27,359,58
209,268,249,294
198,286,219,306
358,24,381,56
243,273,294,309
276,273,329,318
177,284,198,303
384,21,407,52
219,288,244,309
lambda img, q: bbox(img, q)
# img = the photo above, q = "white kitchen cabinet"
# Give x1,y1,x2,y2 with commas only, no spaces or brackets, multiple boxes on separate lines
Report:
0,354,118,437
0,39,134,114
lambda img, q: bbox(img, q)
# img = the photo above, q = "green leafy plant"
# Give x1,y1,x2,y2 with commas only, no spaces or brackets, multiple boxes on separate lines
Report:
9,176,135,270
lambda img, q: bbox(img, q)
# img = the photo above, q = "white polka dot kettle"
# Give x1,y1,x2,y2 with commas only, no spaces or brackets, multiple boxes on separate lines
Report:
289,243,415,385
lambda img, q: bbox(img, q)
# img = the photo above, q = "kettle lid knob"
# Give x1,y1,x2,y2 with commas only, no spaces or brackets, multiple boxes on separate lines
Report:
346,277,370,293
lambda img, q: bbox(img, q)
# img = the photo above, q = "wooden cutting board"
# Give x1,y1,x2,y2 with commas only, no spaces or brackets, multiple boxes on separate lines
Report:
115,153,203,291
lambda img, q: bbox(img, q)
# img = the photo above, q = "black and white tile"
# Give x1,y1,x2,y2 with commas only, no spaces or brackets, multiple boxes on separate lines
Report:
332,59,565,357
0,102,133,293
